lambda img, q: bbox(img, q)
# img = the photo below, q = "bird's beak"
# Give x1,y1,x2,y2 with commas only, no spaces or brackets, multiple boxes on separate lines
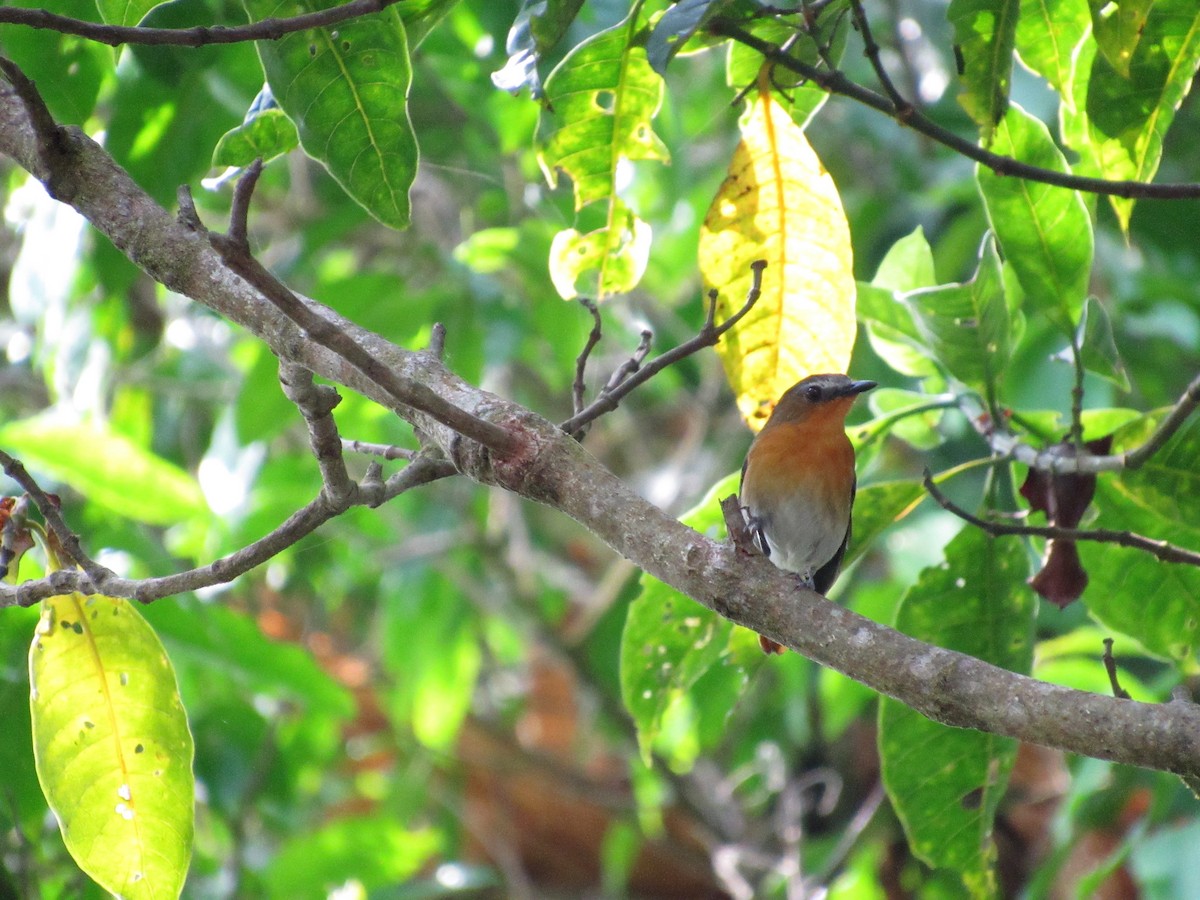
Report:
843,380,877,397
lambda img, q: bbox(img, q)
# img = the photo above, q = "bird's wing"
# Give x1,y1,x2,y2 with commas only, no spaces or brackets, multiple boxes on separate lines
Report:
813,476,855,595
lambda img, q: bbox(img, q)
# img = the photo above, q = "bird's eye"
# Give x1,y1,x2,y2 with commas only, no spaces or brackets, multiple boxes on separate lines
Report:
804,385,821,402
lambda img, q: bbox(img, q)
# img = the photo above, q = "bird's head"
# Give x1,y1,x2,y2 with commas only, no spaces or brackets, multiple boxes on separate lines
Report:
764,374,877,428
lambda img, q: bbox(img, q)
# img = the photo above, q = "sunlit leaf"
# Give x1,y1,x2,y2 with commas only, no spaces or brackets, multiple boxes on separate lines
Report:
212,107,299,168
1015,0,1090,104
879,527,1033,895
1075,0,1200,230
30,593,194,899
843,480,927,569
538,9,669,298
699,90,856,431
244,0,417,229
977,104,1092,331
0,418,208,526
948,0,1020,138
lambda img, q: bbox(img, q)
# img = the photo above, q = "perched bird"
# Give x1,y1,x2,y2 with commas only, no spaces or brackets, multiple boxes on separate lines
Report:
739,373,877,653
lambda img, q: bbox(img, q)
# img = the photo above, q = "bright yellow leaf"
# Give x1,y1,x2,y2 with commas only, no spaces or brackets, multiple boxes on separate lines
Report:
699,90,857,432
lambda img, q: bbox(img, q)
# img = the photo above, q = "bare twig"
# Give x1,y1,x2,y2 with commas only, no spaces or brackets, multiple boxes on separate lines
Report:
559,261,767,436
227,157,264,251
1102,638,1132,700
923,470,1200,567
278,361,355,504
0,456,457,608
0,449,114,591
709,20,1200,201
341,439,417,461
571,298,603,429
0,0,400,48
847,0,911,115
207,169,518,457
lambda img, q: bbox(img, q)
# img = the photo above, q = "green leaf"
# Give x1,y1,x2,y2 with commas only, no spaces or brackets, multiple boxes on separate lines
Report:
537,9,669,298
0,417,208,526
1082,480,1200,661
873,226,937,294
904,236,1012,395
142,597,355,719
861,389,948,452
244,0,418,229
397,0,459,48
879,527,1033,895
843,480,927,568
647,0,731,74
97,0,161,27
977,104,1093,331
212,107,300,168
265,816,441,899
381,570,481,751
30,593,194,899
1015,0,1090,103
1077,0,1200,230
948,0,1020,138
620,472,762,761
1057,297,1130,390
1090,0,1155,77
0,0,109,124
724,9,847,129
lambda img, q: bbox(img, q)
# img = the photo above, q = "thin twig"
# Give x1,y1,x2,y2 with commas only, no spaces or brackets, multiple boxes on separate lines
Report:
559,260,767,436
848,0,911,115
0,449,114,591
208,169,518,457
708,20,1200,201
278,361,355,504
227,157,264,251
1102,638,1131,700
0,456,457,608
0,0,400,47
1069,325,1086,448
341,439,417,461
923,470,1200,567
571,298,603,425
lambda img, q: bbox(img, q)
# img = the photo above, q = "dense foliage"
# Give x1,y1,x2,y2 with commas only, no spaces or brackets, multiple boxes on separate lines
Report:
3,0,1200,897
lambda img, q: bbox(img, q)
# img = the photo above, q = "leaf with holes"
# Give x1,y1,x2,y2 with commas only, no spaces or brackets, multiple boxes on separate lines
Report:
30,593,194,899
699,90,856,432
879,527,1033,896
244,0,417,229
537,8,669,298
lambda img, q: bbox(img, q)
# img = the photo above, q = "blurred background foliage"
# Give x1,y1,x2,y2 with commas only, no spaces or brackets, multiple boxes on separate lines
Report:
2,0,1200,897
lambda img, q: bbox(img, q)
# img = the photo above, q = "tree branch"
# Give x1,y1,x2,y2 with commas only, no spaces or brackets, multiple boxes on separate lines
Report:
923,471,1200,567
710,19,1200,201
992,370,1200,475
4,64,1200,779
0,0,400,47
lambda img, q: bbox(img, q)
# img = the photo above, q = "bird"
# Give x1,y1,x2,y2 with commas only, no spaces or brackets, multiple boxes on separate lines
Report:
739,373,877,653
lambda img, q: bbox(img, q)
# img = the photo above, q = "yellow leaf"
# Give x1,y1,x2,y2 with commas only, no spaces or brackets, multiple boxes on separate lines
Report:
699,91,857,432
30,592,194,899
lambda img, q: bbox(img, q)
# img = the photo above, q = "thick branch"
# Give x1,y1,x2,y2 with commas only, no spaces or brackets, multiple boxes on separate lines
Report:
711,20,1200,201
0,0,399,47
3,65,1200,779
